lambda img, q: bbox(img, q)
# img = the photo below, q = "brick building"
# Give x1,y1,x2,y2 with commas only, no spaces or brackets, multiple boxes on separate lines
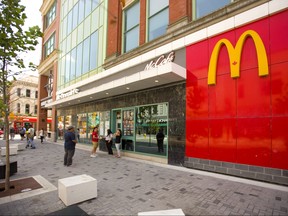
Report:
39,0,288,185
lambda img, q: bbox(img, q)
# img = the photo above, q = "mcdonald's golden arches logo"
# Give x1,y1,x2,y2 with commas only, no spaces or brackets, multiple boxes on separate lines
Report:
208,30,269,85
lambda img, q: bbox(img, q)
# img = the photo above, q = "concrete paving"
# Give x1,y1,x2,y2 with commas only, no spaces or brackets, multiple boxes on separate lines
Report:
0,135,287,216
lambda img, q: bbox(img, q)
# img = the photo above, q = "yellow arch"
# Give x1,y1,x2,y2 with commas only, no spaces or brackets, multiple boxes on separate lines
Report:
208,30,269,85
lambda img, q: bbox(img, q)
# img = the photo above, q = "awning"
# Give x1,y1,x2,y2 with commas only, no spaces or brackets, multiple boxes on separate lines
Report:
45,62,186,109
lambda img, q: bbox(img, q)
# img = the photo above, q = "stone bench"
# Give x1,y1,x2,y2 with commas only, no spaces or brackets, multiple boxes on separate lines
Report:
12,143,26,151
58,174,97,206
138,209,185,216
1,146,18,156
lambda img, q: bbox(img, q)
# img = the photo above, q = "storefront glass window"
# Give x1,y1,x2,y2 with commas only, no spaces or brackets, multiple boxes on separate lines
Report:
57,116,64,140
99,111,110,136
88,112,100,137
135,103,168,156
77,113,87,143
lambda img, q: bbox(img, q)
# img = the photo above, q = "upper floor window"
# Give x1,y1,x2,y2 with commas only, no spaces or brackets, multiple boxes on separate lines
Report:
44,33,55,58
35,91,38,99
17,103,20,113
45,1,56,29
123,1,140,53
17,88,21,97
193,0,233,19
34,105,38,115
147,0,169,41
25,104,30,114
26,89,31,97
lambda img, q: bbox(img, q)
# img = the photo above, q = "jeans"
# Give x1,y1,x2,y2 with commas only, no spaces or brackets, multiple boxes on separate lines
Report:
106,141,113,155
27,137,35,148
64,149,75,166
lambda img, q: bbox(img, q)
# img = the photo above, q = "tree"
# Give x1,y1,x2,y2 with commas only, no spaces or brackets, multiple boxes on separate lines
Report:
0,0,42,191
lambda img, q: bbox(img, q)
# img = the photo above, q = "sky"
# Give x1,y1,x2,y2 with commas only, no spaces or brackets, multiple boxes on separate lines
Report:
18,0,43,77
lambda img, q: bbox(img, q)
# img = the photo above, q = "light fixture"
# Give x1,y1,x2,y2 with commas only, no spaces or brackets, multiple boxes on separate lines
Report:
90,96,93,99
155,80,159,83
126,87,130,90
106,92,109,95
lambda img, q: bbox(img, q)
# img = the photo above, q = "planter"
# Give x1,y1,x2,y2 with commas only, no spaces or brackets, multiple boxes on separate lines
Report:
0,161,17,179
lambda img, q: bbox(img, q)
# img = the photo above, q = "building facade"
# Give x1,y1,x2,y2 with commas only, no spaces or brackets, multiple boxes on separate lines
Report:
38,0,61,139
8,75,51,132
42,0,288,185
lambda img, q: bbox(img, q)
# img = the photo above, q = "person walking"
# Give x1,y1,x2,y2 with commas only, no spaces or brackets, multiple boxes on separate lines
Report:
26,124,36,149
90,127,99,157
114,129,122,158
156,128,165,153
105,129,113,155
64,125,77,166
19,126,26,141
39,128,45,144
9,126,15,141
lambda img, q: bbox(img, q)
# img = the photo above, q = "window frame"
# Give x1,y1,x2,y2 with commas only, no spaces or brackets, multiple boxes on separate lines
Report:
122,1,140,53
45,1,56,29
147,0,169,42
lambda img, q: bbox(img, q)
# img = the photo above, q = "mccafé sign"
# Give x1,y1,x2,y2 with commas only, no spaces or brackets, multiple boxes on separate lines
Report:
208,30,269,85
145,51,175,71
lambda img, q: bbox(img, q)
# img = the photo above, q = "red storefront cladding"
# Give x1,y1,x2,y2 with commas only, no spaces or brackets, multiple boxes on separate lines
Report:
186,10,288,170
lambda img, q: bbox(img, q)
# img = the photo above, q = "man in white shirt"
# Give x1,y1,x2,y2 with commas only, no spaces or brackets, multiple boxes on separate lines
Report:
26,124,36,149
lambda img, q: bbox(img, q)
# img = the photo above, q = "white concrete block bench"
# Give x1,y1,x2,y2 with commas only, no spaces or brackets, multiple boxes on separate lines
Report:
138,209,185,216
1,146,18,156
12,143,26,151
58,174,97,206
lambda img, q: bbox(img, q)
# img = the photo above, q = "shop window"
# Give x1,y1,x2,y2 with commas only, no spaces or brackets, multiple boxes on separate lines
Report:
77,113,87,143
57,116,64,140
99,111,110,137
147,0,169,41
135,103,168,156
88,112,100,138
193,0,233,20
123,1,140,53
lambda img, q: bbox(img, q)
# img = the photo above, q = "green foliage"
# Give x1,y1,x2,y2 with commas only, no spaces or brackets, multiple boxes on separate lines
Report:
0,0,43,76
0,0,43,191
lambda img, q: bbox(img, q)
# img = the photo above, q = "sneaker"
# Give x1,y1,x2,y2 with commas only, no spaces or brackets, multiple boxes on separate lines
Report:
90,154,96,158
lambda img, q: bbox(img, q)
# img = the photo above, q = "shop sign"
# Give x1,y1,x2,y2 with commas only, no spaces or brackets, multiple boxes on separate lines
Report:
144,51,175,71
208,30,268,85
56,88,79,100
41,99,52,107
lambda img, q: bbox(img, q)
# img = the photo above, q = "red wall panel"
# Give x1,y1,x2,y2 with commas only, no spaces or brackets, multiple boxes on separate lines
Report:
186,10,288,169
271,116,288,169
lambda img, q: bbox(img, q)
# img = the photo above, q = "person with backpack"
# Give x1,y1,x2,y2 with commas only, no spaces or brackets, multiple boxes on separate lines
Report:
26,124,36,149
19,126,26,140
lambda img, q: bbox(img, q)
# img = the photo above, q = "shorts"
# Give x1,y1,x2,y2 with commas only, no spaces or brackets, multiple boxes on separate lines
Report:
92,141,99,150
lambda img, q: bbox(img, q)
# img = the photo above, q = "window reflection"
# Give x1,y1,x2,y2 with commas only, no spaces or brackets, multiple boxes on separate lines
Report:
135,103,168,156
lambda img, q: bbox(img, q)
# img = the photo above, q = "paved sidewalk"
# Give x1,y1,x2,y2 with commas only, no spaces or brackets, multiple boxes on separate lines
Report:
0,135,287,216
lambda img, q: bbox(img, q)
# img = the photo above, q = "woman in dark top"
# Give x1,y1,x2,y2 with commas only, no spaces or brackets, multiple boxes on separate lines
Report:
114,129,122,158
105,129,113,155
